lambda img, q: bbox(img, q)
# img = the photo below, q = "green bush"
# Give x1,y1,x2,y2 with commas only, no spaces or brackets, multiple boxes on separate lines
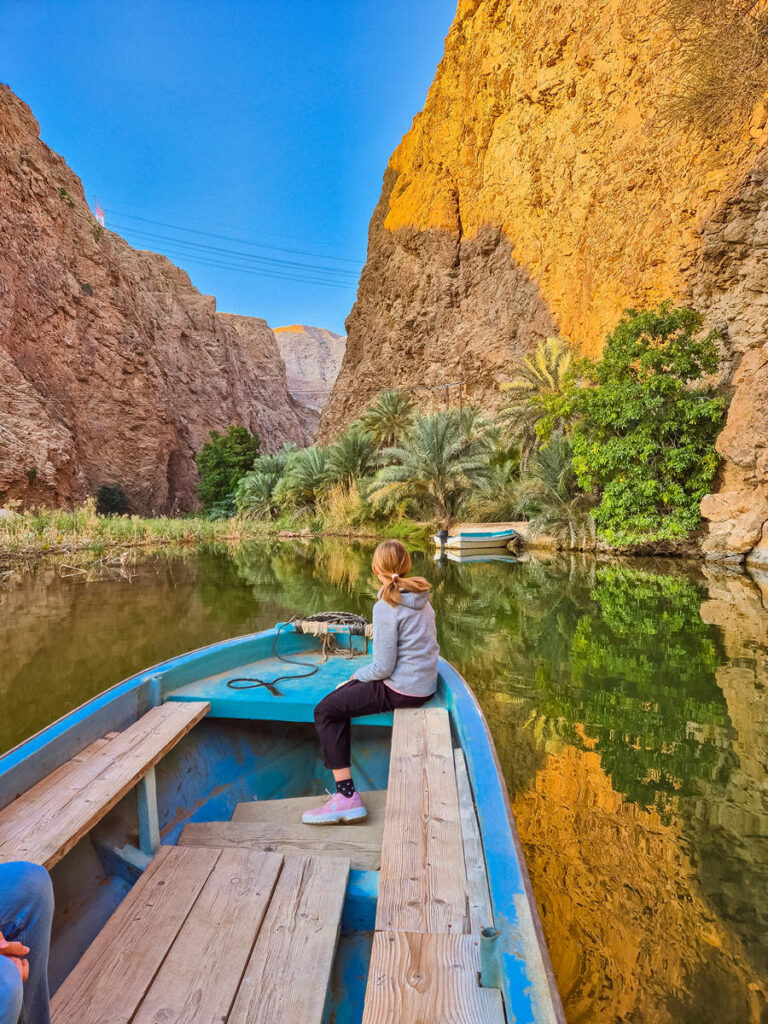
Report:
96,483,130,515
558,304,727,544
196,425,261,510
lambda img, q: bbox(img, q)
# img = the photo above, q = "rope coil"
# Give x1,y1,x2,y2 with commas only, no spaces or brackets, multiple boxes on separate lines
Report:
225,612,372,693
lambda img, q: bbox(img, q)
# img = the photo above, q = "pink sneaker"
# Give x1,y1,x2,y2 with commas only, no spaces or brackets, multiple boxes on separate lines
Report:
302,791,368,825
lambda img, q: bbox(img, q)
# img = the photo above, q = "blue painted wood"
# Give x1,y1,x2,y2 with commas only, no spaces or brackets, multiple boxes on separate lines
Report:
2,621,562,1024
440,658,566,1024
136,767,160,856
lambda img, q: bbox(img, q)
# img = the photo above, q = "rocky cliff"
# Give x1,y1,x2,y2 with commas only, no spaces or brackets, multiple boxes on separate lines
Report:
0,85,309,514
273,324,345,413
320,0,768,564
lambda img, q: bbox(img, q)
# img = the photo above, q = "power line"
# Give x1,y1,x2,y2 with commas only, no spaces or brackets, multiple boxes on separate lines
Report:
127,249,358,289
103,197,363,259
112,223,359,279
106,209,364,266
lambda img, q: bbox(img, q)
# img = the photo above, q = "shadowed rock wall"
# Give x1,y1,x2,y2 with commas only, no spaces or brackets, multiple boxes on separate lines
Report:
0,85,309,513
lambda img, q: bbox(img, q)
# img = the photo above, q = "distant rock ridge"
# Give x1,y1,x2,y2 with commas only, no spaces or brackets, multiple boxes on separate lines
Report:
273,324,346,417
320,0,768,566
0,84,310,513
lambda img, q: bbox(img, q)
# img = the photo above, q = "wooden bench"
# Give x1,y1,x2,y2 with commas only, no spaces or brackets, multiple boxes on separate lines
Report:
363,708,505,1024
52,845,349,1024
0,701,208,868
375,707,468,934
178,789,387,870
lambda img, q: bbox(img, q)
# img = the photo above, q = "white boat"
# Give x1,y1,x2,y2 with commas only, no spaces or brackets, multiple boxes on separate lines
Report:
433,527,519,551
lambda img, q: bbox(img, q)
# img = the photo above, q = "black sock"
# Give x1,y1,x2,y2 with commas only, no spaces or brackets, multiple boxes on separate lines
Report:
336,778,356,799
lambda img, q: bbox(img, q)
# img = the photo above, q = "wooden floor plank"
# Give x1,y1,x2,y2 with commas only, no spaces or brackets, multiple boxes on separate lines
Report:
454,748,494,934
179,819,382,870
376,708,468,934
0,701,209,868
52,846,220,1024
131,848,283,1024
232,788,387,827
228,855,350,1024
361,931,505,1024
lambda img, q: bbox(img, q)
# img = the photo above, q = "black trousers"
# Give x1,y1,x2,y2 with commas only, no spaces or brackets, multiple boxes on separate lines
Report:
313,678,432,770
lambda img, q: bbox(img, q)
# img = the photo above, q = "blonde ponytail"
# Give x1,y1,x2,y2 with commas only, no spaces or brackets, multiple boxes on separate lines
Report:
372,539,431,608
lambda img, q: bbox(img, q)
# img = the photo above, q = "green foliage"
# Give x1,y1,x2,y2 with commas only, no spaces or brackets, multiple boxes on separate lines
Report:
195,425,261,510
96,483,130,516
359,389,416,449
326,425,377,487
273,445,330,512
560,304,726,544
370,409,491,527
235,449,294,520
498,336,576,464
58,187,75,208
463,458,524,523
516,435,597,548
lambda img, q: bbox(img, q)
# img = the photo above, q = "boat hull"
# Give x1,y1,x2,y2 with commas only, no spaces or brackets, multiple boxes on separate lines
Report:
0,623,564,1024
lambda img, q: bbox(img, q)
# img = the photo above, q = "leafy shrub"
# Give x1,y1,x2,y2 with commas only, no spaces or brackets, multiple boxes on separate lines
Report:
96,483,130,515
195,425,261,510
560,304,726,544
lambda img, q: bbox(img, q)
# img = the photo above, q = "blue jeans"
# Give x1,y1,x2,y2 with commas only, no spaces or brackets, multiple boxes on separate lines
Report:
0,863,53,1024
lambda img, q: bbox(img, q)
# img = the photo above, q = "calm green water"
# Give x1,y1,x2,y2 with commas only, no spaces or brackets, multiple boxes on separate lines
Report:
2,541,766,1023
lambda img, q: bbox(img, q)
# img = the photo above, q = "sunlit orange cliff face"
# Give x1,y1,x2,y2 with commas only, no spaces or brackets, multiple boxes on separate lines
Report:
320,0,768,564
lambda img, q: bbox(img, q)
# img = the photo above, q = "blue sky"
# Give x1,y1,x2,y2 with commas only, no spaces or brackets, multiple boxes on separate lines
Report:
0,0,456,335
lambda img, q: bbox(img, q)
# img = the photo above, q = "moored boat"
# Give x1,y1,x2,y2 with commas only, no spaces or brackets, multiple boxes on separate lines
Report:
433,527,519,551
0,618,565,1024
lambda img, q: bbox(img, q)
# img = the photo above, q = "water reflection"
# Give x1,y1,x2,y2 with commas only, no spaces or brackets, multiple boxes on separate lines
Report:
1,543,766,1021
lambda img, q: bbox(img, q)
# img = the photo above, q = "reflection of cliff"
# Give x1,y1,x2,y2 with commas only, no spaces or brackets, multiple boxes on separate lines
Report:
692,571,768,974
512,746,767,1024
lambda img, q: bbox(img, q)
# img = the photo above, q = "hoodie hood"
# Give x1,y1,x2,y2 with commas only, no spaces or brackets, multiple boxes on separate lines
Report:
396,590,431,610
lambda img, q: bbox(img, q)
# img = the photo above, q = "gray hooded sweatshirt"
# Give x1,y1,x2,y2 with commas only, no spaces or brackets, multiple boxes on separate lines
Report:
352,590,439,698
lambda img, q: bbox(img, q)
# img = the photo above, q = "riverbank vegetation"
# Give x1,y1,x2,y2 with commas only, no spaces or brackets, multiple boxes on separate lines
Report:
229,302,727,549
0,303,728,557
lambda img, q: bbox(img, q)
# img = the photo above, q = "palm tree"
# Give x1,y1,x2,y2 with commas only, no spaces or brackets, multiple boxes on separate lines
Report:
516,435,596,549
235,449,294,519
326,425,377,488
274,446,330,511
359,390,416,449
370,410,492,527
498,336,575,465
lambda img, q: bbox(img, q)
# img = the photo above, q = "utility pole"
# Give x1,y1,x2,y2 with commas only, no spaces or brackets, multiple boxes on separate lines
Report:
458,380,463,422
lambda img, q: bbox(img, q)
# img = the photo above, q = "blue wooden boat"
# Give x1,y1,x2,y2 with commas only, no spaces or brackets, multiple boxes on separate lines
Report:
434,527,519,552
0,619,565,1024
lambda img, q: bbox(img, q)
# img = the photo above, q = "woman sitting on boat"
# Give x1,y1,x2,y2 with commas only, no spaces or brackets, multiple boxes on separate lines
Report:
303,539,439,825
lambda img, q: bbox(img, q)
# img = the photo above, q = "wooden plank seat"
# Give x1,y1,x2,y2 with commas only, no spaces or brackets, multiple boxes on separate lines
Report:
375,707,469,934
362,710,505,1023
361,932,504,1024
178,789,387,870
0,701,209,868
51,845,350,1024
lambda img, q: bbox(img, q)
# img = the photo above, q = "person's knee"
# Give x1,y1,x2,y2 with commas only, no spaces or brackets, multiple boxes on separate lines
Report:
314,695,338,726
5,862,54,933
0,956,23,1024
15,863,53,921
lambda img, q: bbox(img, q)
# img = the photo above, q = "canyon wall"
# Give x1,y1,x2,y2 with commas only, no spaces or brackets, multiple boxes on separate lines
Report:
320,0,768,564
0,85,309,514
273,324,345,413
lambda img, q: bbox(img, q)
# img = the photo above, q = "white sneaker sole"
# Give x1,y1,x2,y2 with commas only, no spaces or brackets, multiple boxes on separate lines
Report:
302,806,368,825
